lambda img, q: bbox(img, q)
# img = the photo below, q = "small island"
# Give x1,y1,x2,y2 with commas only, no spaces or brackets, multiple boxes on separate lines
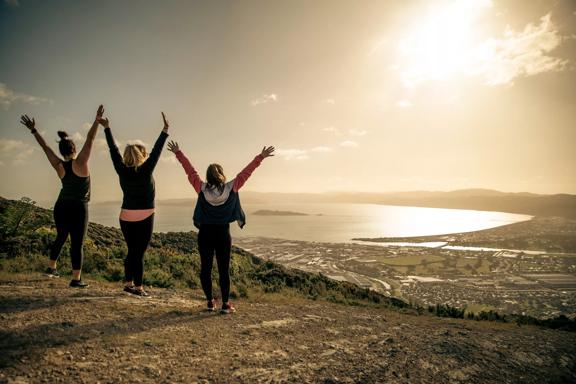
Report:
253,209,310,216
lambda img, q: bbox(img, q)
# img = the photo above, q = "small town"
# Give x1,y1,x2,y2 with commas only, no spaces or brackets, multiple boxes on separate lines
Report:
234,233,576,318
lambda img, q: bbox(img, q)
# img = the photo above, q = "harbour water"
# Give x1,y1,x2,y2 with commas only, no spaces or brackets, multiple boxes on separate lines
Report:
89,202,532,243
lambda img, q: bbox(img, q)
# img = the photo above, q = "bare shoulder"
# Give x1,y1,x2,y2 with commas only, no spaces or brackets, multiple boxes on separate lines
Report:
71,159,89,178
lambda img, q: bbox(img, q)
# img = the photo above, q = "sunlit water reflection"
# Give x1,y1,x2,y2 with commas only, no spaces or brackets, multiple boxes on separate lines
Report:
90,202,531,243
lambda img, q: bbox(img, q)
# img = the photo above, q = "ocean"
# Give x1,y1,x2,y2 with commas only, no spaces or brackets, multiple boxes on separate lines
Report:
88,202,531,243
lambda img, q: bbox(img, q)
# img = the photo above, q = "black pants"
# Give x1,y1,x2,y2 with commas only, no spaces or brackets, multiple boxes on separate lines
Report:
50,199,88,270
120,214,154,287
198,224,232,303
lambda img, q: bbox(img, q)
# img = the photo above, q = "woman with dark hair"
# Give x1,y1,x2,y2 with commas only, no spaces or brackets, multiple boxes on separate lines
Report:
19,105,105,288
102,112,169,297
167,140,274,313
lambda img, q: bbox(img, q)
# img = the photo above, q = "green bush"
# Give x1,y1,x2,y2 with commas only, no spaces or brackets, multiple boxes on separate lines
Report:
144,269,175,288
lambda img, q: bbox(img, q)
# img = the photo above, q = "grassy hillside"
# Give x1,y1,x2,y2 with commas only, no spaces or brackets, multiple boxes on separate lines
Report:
0,197,399,308
1,196,574,331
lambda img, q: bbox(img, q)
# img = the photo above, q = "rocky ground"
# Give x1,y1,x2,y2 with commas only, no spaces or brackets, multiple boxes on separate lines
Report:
1,274,575,384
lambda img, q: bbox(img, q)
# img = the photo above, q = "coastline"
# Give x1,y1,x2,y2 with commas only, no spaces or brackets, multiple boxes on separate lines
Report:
351,216,576,253
233,216,576,318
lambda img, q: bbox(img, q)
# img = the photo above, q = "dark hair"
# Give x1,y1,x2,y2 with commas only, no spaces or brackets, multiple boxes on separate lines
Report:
57,131,76,157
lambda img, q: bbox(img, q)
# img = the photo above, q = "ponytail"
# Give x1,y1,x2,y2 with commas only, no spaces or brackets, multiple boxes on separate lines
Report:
57,131,76,157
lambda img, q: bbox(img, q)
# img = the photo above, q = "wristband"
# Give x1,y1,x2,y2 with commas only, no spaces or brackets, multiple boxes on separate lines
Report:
30,128,37,134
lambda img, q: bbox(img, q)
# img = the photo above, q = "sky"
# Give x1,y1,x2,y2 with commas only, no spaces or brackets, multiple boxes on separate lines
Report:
1,0,575,204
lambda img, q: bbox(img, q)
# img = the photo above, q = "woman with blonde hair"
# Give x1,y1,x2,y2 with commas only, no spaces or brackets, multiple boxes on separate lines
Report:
102,112,170,296
168,140,274,313
19,105,105,288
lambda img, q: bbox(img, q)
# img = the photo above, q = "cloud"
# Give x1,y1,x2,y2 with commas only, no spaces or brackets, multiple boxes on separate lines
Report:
126,139,149,147
160,153,177,164
393,3,568,87
322,126,343,136
275,145,336,160
348,129,367,137
0,83,51,109
275,148,309,160
472,14,568,86
82,122,92,131
0,139,35,166
93,138,109,156
339,140,358,148
4,0,19,7
310,146,333,153
251,93,278,106
71,132,84,142
396,100,413,108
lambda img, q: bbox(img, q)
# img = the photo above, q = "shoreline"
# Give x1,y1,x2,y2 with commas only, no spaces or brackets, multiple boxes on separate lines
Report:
233,216,576,318
351,216,576,254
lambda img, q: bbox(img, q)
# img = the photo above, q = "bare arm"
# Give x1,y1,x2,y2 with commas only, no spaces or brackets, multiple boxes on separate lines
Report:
76,105,104,166
20,115,62,172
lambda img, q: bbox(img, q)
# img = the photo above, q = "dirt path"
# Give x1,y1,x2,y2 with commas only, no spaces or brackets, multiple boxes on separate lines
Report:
0,275,575,384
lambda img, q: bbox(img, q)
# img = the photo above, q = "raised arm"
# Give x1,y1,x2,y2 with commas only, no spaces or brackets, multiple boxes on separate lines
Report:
142,112,169,172
168,141,203,193
75,105,104,166
20,115,62,173
233,146,275,192
101,118,124,173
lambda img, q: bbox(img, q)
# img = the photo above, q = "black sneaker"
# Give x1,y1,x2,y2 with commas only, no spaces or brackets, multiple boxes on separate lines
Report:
132,289,149,297
69,279,88,288
206,299,216,312
123,286,136,294
45,267,60,278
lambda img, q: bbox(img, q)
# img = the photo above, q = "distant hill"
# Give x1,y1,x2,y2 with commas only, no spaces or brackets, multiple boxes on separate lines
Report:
94,189,576,219
235,189,576,219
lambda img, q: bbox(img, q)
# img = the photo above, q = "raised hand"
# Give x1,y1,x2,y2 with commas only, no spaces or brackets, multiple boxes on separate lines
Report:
95,104,104,121
261,146,275,158
97,116,110,128
162,112,169,131
167,140,180,154
20,115,36,131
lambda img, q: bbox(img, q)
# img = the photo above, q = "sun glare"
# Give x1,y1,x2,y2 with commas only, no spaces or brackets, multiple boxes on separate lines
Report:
397,0,492,87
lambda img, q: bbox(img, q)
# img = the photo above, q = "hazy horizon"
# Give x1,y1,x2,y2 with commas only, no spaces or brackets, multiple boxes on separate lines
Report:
1,0,575,203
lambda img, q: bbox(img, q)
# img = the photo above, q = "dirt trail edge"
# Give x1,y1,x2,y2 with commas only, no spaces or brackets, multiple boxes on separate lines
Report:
0,275,575,384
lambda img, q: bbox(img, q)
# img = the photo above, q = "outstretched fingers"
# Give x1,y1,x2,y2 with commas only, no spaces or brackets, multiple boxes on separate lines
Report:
261,146,275,158
20,114,35,130
167,140,179,153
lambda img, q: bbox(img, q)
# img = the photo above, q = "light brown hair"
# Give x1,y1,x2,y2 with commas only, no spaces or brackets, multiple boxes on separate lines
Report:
206,163,226,191
123,144,148,170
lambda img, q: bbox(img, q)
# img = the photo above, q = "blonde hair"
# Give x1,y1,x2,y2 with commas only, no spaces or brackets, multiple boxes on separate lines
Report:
206,163,226,190
123,144,148,170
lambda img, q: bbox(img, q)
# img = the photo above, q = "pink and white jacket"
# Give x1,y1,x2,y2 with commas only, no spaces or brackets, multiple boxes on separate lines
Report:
175,150,264,206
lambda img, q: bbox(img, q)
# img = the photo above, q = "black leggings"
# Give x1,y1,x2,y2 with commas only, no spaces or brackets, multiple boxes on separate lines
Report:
198,224,232,303
50,199,88,270
120,214,154,287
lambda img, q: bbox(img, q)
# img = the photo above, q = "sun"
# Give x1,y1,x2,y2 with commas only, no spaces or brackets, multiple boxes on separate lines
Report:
396,0,493,87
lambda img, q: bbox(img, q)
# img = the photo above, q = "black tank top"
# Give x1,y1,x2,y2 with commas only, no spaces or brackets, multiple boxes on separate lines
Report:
57,160,90,202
